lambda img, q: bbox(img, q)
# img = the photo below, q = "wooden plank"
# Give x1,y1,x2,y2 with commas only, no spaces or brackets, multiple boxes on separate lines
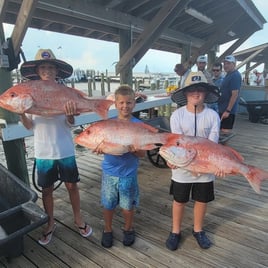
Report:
2,114,267,267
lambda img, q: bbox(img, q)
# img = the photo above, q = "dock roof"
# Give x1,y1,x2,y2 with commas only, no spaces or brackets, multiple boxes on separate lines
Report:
2,0,266,71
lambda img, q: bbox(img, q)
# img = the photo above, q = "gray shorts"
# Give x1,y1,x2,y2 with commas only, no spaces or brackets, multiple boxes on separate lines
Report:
36,156,79,188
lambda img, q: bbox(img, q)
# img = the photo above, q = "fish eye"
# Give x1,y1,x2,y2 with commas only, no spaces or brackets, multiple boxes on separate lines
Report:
10,92,17,98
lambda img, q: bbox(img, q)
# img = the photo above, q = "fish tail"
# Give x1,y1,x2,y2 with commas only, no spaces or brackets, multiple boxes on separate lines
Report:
245,165,268,194
95,100,114,119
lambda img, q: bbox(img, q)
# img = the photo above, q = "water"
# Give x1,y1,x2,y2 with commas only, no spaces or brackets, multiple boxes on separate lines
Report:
67,81,121,96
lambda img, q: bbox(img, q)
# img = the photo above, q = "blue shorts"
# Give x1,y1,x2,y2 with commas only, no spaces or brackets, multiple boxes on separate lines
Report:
36,156,79,188
101,173,139,210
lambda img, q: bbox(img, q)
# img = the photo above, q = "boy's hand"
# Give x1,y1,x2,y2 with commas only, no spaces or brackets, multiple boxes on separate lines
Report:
64,100,80,116
214,169,226,177
128,145,146,157
127,145,137,153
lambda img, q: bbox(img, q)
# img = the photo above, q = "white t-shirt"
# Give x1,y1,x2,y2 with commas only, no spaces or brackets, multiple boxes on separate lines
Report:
29,114,75,159
170,106,220,183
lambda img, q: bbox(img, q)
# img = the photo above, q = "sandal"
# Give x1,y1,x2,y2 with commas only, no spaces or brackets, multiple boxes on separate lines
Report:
38,223,57,246
77,223,93,238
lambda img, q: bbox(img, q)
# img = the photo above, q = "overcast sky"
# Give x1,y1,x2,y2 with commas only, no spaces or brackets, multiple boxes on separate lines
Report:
3,0,268,73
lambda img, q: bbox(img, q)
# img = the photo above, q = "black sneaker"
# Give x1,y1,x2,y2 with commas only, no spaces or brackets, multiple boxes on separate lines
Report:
166,232,181,251
101,231,113,248
123,230,135,246
192,230,211,249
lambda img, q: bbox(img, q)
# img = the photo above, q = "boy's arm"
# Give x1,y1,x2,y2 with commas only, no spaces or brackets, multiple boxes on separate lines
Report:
20,113,33,129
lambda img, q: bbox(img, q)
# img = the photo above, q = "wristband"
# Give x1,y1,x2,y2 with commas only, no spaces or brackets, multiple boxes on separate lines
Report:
226,109,231,113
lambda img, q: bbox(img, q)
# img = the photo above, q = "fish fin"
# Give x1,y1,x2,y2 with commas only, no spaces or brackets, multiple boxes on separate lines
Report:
139,144,159,150
94,100,114,119
245,165,268,194
72,88,88,97
134,122,159,133
225,146,244,161
96,141,128,155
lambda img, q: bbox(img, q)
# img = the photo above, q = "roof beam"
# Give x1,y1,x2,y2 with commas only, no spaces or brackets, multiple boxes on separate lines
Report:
236,47,265,69
217,33,252,62
187,8,244,66
35,0,203,47
236,0,266,29
0,0,9,43
116,0,191,74
11,0,38,55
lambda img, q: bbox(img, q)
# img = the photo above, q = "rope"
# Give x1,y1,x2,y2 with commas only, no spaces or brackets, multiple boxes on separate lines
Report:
32,158,62,192
194,105,197,136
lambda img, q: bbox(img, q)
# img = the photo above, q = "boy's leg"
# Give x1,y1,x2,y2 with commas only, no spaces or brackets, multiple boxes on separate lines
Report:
122,208,135,246
65,182,92,236
65,182,82,224
122,208,134,231
192,182,214,249
103,208,114,232
102,208,114,248
42,186,55,229
172,200,185,234
38,186,56,244
192,202,211,249
193,201,207,232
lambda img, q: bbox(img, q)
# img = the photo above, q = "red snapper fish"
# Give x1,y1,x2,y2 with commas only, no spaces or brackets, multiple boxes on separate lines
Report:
159,135,268,193
74,119,180,155
0,80,114,118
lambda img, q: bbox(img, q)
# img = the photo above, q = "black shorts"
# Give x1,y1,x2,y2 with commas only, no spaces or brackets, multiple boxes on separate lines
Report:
169,180,214,203
220,113,235,129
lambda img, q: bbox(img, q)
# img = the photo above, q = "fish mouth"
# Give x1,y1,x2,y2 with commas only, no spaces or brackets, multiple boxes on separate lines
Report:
159,146,196,167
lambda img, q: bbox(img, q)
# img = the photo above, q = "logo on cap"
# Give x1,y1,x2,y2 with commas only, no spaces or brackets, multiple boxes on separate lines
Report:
41,51,52,59
192,76,202,82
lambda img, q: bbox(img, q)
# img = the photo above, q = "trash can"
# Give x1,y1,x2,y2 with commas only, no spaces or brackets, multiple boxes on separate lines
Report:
0,163,48,258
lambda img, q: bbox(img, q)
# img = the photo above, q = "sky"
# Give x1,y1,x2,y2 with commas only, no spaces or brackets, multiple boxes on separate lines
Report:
3,0,268,74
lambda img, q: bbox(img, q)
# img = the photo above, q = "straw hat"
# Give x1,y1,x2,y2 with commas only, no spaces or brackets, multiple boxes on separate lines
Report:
171,71,220,106
20,49,73,80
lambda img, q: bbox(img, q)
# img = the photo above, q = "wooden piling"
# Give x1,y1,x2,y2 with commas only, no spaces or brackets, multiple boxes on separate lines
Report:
100,73,105,96
87,78,93,96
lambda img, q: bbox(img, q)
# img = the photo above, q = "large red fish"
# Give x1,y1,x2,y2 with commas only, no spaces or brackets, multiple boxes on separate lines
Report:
159,135,268,193
0,80,114,118
74,119,180,155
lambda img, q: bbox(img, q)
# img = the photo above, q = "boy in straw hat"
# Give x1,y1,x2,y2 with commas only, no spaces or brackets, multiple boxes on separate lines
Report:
19,49,93,245
166,71,222,250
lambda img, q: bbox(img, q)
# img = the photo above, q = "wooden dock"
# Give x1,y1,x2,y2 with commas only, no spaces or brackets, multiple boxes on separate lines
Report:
0,114,268,268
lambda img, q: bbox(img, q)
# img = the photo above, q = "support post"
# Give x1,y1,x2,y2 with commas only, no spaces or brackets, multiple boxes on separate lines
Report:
119,29,133,86
0,26,29,185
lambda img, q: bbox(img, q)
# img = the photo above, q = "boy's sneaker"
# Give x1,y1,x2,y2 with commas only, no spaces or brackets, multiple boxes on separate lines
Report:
166,232,181,251
123,230,135,246
101,231,113,248
192,230,211,249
